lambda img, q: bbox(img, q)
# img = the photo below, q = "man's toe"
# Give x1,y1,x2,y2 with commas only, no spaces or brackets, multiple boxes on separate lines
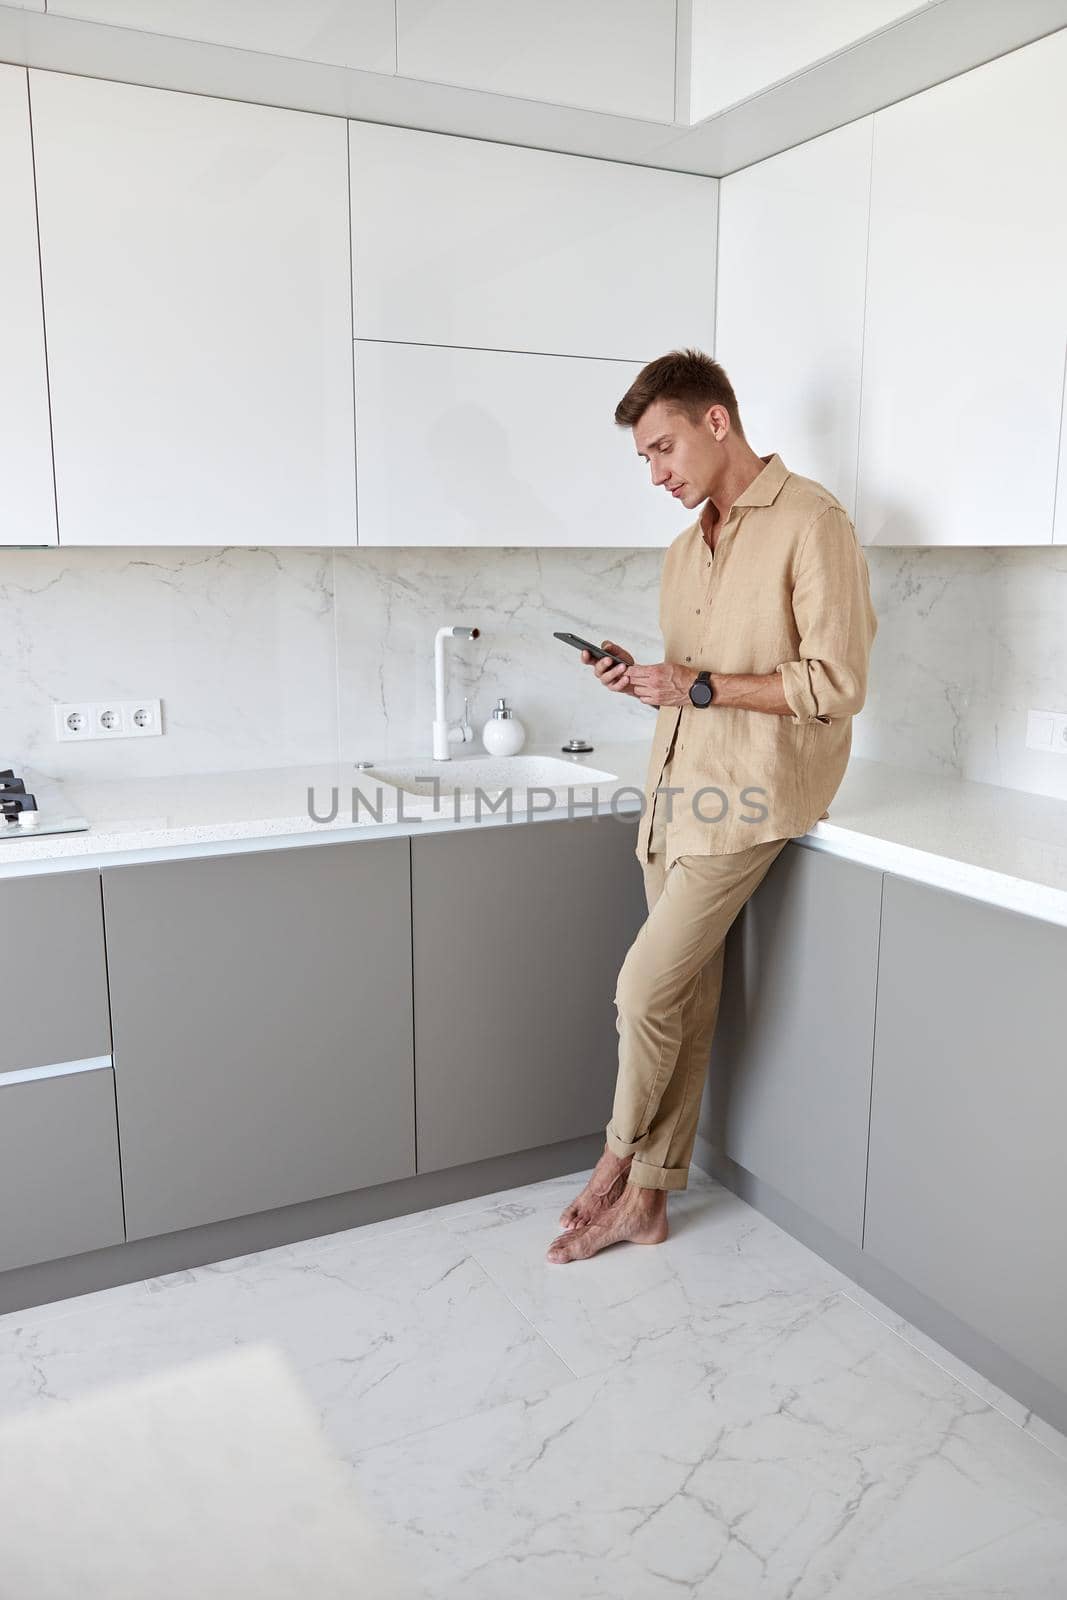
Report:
546,1228,585,1262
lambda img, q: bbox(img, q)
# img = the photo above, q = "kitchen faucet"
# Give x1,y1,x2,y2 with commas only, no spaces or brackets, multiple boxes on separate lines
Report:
433,624,480,759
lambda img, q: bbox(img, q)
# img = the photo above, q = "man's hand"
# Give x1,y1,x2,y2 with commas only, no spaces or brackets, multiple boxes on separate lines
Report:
625,662,698,708
580,640,636,697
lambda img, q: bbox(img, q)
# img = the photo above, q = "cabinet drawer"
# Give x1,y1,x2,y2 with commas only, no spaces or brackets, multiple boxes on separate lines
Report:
0,1060,125,1273
0,869,111,1074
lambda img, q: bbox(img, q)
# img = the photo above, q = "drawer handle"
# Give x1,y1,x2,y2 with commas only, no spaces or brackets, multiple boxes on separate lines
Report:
0,1054,113,1089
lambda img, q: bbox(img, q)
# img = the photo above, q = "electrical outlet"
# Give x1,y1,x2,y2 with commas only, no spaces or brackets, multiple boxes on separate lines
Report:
129,698,162,737
53,698,164,742
93,703,127,738
1026,709,1067,754
54,702,95,741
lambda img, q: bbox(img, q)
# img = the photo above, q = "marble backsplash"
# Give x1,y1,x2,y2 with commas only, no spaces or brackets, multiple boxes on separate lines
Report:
1,543,1065,803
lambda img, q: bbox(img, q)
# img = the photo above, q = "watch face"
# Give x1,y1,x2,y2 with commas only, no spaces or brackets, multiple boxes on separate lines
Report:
690,677,713,706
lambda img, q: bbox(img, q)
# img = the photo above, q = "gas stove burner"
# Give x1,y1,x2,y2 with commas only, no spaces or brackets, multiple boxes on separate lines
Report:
0,769,38,828
0,768,90,840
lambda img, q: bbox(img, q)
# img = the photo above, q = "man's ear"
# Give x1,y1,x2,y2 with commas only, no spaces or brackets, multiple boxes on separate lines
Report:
703,402,726,440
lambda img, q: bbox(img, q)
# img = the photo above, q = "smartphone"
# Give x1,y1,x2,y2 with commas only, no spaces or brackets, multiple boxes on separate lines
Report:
553,631,629,667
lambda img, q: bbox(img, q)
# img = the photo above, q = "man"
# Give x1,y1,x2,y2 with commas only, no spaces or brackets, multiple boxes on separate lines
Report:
546,348,878,1265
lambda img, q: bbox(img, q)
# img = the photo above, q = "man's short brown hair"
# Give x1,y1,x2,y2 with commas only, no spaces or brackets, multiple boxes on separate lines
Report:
614,348,744,436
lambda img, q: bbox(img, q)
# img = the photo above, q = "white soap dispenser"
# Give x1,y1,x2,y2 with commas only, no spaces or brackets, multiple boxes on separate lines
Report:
481,697,526,756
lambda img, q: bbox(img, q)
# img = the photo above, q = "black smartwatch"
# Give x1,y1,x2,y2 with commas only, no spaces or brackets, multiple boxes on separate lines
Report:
688,669,714,707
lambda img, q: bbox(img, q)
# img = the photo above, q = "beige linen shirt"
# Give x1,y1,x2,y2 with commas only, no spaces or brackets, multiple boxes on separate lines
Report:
635,452,878,869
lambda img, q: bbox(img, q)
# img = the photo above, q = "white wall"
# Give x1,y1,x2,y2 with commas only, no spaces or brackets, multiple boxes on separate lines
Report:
4,543,1067,804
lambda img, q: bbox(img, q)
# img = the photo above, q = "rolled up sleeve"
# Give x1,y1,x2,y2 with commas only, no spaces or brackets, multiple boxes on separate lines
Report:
775,505,878,723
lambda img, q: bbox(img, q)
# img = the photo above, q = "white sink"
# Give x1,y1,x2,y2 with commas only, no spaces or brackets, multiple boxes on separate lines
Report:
361,753,618,799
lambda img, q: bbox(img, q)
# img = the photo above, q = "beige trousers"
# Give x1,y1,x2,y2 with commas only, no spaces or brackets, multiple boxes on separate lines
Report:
605,759,790,1191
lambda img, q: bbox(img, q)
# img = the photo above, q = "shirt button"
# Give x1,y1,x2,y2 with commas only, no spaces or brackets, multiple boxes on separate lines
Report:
685,655,691,662
695,607,701,614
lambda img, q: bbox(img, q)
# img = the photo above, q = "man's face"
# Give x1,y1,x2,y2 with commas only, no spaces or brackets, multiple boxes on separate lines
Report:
633,398,724,510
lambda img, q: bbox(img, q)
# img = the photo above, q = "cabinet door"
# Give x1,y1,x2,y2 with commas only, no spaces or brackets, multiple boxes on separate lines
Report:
30,71,355,547
101,840,414,1240
857,31,1067,545
350,121,716,362
865,876,1067,1393
716,117,872,522
395,0,676,121
0,65,56,547
354,340,682,547
701,843,883,1244
412,815,646,1173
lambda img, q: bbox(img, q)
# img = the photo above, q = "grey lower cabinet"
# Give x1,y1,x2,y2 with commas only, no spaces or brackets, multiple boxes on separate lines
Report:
411,813,646,1173
1,870,112,1074
101,839,415,1240
0,871,124,1272
700,841,883,1244
863,874,1067,1394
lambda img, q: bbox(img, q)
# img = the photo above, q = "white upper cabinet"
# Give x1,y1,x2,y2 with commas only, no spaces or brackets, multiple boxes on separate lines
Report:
0,66,56,548
30,72,356,546
354,341,683,547
44,1,396,72
396,0,677,122
349,121,717,363
715,117,872,521
857,31,1067,547
689,0,931,122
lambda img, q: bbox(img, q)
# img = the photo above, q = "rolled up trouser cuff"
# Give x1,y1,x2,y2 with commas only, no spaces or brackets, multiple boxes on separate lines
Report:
627,1158,689,1192
605,1122,648,1159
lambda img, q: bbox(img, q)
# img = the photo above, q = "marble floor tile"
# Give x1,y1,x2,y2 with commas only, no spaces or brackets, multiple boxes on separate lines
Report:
349,1292,1067,1600
0,1277,155,1334
0,1220,573,1456
3,1161,1066,1600
837,1280,1067,1466
283,1181,536,1258
443,1166,856,1379
454,1167,1067,1458
867,1515,1067,1598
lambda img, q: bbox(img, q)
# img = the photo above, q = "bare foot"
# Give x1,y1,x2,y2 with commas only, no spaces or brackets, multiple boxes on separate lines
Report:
558,1147,633,1233
546,1182,668,1263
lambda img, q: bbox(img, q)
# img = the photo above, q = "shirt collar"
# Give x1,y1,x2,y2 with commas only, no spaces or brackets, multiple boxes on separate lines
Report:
732,452,790,508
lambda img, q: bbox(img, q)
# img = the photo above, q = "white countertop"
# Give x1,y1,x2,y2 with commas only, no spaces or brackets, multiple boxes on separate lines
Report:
2,739,1066,927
